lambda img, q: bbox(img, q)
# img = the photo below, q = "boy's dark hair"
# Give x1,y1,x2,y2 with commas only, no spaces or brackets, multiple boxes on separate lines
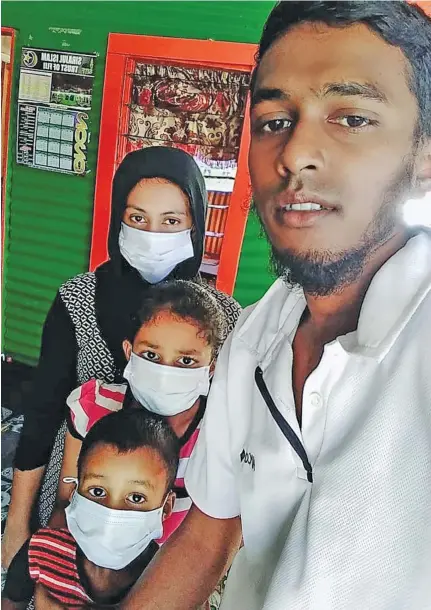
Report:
78,409,180,493
126,280,227,356
252,1,431,139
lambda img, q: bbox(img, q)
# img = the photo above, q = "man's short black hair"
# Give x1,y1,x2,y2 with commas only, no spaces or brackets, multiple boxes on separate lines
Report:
126,280,228,356
77,409,180,493
252,1,431,138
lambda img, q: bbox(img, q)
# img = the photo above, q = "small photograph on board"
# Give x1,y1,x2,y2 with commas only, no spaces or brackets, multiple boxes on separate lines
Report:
50,73,92,109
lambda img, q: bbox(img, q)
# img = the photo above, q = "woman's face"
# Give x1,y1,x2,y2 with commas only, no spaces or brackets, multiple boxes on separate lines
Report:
123,178,192,233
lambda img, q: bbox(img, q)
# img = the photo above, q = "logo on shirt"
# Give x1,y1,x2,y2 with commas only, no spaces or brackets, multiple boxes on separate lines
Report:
240,449,255,471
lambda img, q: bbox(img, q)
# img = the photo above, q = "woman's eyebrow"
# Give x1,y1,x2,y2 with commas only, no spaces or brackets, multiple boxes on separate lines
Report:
160,210,188,216
127,205,147,213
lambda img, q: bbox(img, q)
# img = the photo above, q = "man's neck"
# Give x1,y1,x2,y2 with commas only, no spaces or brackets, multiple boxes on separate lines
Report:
303,231,408,341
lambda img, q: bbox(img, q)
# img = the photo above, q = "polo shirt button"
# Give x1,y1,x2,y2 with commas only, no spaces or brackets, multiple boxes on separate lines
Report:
309,392,322,408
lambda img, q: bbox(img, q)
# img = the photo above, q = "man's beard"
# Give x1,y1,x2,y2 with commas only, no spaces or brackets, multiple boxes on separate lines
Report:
256,156,415,297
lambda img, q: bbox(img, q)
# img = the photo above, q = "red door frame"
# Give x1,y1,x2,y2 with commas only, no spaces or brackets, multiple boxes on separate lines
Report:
1,27,16,269
414,1,431,14
90,33,256,295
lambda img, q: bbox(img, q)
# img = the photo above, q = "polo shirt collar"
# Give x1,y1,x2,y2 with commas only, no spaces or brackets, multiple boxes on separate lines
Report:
353,230,431,360
237,279,306,366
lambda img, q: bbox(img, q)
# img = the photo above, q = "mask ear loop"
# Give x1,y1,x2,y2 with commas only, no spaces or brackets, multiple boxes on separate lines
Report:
63,477,79,502
209,358,215,381
159,490,174,512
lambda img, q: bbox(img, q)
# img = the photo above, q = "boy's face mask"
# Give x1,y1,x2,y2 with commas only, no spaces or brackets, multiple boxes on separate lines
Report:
118,222,194,284
65,486,165,570
123,352,210,417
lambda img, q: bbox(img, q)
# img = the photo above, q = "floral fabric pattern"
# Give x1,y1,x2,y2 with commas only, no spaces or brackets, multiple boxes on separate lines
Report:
125,63,250,163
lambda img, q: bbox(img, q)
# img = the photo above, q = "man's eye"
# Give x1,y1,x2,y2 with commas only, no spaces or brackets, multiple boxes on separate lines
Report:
142,351,160,362
336,115,372,128
88,487,106,498
127,493,146,505
178,356,196,367
261,118,292,133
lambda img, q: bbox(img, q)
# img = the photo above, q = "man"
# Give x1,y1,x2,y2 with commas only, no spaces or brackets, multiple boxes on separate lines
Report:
122,2,431,609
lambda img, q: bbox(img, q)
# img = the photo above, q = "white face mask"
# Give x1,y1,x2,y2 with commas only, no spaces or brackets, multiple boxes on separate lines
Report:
119,223,194,284
123,352,210,417
65,489,164,570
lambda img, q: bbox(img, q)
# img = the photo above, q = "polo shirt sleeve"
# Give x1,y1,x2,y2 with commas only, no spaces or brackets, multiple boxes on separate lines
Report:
185,336,240,519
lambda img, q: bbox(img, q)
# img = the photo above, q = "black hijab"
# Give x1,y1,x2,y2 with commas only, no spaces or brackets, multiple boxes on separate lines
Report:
94,146,208,378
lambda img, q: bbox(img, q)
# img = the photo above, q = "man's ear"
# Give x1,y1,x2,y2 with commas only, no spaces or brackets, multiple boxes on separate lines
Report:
162,492,175,521
413,138,431,197
123,339,132,361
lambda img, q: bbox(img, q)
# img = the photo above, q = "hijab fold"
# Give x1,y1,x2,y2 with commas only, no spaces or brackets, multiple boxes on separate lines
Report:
94,147,208,377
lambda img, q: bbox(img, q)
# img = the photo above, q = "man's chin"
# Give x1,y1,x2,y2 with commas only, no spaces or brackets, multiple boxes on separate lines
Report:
270,244,372,297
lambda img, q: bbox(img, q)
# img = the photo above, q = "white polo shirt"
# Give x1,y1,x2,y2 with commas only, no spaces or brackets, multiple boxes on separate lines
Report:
185,232,431,610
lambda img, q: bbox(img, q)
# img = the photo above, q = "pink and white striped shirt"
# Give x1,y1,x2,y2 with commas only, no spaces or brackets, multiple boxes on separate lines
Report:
66,379,204,543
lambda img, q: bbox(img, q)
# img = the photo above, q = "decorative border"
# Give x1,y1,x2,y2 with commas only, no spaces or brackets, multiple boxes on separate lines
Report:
1,27,16,275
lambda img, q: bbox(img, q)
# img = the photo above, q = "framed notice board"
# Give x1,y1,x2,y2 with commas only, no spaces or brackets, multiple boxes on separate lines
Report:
16,47,96,176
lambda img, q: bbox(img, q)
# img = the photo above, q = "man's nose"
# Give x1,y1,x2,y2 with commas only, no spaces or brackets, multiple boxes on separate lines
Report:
276,118,326,179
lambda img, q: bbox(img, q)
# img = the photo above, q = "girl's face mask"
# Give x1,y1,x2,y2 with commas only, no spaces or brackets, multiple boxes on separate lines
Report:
123,352,211,416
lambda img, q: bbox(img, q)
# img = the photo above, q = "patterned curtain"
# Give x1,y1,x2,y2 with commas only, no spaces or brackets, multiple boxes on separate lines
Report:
124,63,250,165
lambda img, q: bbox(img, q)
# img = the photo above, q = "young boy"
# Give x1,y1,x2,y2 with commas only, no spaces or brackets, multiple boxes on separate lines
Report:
30,409,179,608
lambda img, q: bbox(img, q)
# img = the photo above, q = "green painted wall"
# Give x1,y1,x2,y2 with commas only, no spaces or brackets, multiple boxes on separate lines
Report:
2,0,275,366
234,211,275,307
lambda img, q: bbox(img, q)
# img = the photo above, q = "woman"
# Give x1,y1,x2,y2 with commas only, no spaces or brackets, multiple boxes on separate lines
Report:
2,146,242,571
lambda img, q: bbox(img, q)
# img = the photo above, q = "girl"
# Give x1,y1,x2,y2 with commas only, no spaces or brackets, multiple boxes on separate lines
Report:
3,146,241,570
54,280,227,543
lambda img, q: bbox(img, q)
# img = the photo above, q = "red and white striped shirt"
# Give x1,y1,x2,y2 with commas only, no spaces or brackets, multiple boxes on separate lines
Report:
29,528,92,607
66,379,204,543
29,527,159,606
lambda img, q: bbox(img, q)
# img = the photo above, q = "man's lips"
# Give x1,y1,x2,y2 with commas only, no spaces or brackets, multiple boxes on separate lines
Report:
282,202,327,211
273,193,338,229
277,191,336,212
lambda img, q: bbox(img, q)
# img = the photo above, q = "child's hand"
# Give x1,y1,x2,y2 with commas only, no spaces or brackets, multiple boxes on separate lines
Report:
1,520,30,569
34,585,67,610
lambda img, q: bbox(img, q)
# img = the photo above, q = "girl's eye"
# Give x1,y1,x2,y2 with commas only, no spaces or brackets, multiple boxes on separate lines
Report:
130,214,146,224
178,356,196,367
88,487,106,498
260,118,292,134
333,115,374,128
141,350,160,362
127,493,146,505
163,218,180,226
